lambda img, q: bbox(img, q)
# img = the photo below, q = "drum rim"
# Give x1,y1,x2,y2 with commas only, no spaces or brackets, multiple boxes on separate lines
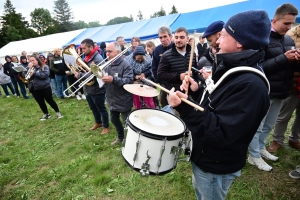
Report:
127,108,186,140
122,154,177,175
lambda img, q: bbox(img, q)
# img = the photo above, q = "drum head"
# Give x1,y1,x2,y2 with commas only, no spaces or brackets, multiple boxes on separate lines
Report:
128,109,185,139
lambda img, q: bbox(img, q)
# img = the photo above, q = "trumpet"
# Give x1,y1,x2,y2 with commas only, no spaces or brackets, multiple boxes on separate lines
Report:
24,66,35,82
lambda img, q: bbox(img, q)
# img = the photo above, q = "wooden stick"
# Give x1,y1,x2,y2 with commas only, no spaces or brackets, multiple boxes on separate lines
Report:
186,36,195,95
143,78,204,112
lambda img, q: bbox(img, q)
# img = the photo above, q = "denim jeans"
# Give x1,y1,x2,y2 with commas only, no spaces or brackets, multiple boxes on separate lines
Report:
55,75,68,98
11,77,27,98
110,109,131,139
192,162,241,200
86,93,109,128
50,78,59,97
248,99,284,158
1,82,15,95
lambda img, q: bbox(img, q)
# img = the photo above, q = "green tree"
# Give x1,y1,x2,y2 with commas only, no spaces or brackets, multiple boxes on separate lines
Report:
74,20,89,29
30,8,53,35
88,21,101,28
150,6,166,18
169,5,178,14
53,0,74,32
106,16,133,25
137,10,143,21
0,0,37,47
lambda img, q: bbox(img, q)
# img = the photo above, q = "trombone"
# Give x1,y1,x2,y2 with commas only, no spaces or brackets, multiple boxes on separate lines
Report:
63,45,132,97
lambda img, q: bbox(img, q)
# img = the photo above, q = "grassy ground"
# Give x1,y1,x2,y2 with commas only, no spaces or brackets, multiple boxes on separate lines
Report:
0,90,299,200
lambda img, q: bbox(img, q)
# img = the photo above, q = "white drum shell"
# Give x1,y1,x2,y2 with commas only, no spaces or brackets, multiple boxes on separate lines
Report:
122,126,182,174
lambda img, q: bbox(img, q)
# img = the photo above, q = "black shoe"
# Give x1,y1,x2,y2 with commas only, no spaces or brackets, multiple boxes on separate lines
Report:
40,114,51,121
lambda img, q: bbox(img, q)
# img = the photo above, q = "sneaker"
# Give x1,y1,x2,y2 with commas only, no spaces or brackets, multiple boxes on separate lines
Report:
6,95,10,98
76,95,81,100
267,141,282,153
89,123,102,130
81,94,86,100
248,155,273,171
111,138,123,145
17,96,20,98
288,140,300,150
101,128,110,135
260,149,278,161
40,114,51,121
289,166,300,179
56,112,63,119
70,93,75,97
14,93,17,96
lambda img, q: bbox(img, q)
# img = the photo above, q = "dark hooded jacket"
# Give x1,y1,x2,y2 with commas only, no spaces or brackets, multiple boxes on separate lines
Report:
175,50,270,174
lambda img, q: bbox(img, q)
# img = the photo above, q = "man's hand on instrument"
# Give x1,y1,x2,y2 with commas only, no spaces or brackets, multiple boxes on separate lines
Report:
169,87,188,107
74,71,79,79
102,75,113,83
180,75,199,92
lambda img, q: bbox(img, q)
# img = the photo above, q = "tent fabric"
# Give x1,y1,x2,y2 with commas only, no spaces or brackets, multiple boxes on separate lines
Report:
64,14,180,47
0,29,85,61
171,0,300,33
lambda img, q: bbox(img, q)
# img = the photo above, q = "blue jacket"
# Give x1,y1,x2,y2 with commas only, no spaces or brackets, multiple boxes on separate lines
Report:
151,42,173,82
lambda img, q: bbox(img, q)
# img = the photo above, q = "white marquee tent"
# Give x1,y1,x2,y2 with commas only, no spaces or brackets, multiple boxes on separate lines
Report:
0,29,85,64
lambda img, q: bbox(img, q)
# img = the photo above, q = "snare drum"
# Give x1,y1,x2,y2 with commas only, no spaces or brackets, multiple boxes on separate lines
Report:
122,108,186,175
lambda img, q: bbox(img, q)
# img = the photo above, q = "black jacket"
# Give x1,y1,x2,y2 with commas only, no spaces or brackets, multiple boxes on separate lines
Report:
261,31,298,99
197,42,208,57
175,50,270,174
157,43,198,91
3,62,16,79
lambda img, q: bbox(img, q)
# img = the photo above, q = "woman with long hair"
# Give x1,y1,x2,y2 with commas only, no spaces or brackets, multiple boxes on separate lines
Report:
27,55,63,121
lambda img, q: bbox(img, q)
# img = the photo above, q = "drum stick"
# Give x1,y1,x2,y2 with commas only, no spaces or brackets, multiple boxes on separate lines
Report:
143,78,204,112
186,37,195,95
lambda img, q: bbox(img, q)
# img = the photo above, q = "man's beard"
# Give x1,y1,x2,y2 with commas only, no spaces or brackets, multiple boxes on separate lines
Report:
176,43,185,50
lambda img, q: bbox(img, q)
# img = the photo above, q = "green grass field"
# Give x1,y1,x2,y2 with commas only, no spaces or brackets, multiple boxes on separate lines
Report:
0,91,299,200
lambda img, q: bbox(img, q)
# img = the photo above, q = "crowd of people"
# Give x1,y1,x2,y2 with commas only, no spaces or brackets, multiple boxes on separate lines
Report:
1,3,300,199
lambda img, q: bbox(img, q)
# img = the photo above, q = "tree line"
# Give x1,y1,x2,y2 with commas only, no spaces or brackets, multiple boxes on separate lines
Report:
0,0,178,48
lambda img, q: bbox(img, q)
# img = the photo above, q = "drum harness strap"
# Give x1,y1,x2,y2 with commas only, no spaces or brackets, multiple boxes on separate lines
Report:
199,66,270,107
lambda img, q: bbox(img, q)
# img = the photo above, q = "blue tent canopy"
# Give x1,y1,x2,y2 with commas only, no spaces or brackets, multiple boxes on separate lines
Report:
64,0,300,47
64,14,180,47
171,0,300,33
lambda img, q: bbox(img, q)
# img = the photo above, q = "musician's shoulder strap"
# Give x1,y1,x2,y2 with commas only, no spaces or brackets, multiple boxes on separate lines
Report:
211,66,270,94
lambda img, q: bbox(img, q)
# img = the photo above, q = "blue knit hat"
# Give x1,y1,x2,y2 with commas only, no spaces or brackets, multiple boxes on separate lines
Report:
224,10,271,50
133,46,146,57
202,21,225,38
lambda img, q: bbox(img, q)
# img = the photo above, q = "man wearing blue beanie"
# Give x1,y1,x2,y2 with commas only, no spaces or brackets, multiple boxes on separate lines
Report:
168,10,271,200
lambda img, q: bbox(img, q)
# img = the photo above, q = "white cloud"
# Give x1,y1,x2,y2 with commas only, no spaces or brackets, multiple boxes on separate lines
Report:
0,0,246,24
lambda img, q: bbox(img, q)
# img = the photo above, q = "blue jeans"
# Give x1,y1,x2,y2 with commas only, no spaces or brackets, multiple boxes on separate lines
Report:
11,77,27,98
192,162,241,200
86,93,109,128
248,99,284,158
110,109,131,139
55,75,68,98
1,82,15,95
50,78,59,97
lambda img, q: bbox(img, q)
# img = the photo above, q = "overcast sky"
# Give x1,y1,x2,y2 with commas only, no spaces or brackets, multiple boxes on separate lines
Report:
0,0,246,24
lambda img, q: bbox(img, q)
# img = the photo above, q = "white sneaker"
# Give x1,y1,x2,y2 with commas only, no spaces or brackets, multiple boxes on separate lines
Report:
76,95,81,100
71,93,75,97
248,155,273,171
56,112,63,119
81,94,86,100
6,95,10,98
260,149,278,161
